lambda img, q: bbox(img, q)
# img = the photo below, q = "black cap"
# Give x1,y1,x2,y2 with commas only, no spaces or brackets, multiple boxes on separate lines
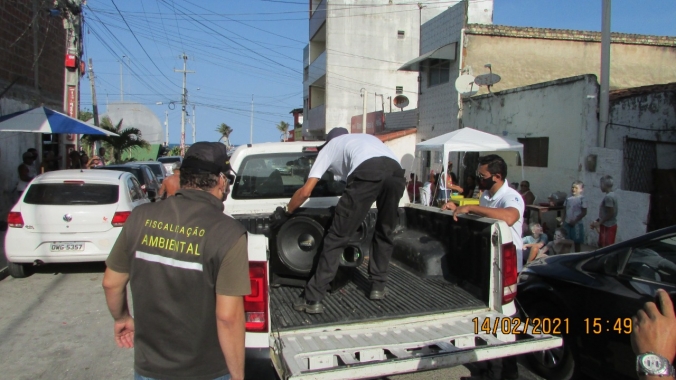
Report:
181,142,230,174
317,127,349,151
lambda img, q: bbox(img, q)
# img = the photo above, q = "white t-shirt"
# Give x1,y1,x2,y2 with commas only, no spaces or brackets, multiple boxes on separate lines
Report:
308,134,399,181
480,180,525,269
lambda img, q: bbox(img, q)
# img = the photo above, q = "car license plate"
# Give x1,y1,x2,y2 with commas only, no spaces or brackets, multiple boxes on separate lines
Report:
50,242,84,252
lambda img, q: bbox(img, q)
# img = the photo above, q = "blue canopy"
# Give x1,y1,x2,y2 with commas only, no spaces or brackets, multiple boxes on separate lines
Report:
0,107,118,136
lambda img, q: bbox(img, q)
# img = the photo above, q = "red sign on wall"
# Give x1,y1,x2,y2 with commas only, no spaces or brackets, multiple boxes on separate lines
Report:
66,85,76,141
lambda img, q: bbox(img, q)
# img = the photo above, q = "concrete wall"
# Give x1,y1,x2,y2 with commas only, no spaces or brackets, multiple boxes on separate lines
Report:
607,88,676,155
323,0,427,137
463,31,676,97
0,2,67,224
462,74,661,244
383,132,417,177
462,75,599,202
417,3,466,143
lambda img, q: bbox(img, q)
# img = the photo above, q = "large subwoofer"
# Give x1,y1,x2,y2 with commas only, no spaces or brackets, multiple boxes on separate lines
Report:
276,216,325,274
270,208,375,288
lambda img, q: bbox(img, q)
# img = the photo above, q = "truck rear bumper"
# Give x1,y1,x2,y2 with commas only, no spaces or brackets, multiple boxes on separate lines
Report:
245,347,276,379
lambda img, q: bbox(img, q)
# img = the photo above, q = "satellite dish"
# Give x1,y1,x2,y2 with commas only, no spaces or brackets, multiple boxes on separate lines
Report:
474,73,501,86
455,74,477,98
393,95,409,110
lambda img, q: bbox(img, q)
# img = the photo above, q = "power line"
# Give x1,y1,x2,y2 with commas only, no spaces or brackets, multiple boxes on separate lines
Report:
109,0,177,85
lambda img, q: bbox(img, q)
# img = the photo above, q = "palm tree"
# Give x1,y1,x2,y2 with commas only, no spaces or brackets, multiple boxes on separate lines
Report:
276,121,290,142
81,116,150,163
216,123,233,147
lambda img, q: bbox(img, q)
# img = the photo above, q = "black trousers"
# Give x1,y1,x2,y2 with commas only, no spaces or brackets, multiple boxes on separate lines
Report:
305,157,406,302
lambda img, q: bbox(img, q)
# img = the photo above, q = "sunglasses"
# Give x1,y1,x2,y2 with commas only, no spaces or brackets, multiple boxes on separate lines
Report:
475,171,492,180
220,172,236,185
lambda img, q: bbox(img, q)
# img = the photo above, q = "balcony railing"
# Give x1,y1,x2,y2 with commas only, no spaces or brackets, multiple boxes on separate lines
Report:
306,104,326,133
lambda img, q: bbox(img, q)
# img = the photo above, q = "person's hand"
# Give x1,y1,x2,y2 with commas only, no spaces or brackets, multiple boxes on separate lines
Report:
632,289,676,364
113,315,135,348
450,205,472,221
269,206,290,230
440,202,457,212
590,220,599,230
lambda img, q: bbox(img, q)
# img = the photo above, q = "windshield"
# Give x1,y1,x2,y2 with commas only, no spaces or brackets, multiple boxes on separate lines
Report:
146,164,164,177
231,152,345,199
24,183,119,205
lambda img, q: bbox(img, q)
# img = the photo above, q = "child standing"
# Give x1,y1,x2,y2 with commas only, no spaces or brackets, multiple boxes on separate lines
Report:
562,181,587,252
590,175,618,247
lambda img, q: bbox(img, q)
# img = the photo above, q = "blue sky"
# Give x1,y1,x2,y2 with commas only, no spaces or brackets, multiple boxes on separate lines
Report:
80,0,676,146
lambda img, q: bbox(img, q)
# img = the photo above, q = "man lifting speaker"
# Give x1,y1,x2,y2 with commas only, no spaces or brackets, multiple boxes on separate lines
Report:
270,127,406,314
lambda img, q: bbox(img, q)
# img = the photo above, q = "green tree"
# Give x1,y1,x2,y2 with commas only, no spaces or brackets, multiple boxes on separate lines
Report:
276,121,290,142
168,145,183,156
78,108,93,122
81,116,150,163
216,123,233,147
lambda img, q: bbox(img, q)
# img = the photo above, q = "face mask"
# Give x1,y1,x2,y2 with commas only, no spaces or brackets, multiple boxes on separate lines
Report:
477,175,496,191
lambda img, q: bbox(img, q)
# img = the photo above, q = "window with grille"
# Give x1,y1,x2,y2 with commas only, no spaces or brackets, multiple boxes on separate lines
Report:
395,86,403,94
623,138,657,193
428,59,450,87
517,137,549,167
397,30,405,39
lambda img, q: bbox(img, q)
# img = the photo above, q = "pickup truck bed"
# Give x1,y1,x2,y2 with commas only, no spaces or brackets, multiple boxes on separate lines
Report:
270,258,485,331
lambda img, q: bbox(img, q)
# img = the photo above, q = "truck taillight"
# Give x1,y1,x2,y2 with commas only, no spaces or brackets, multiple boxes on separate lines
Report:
8,212,24,228
245,261,268,332
501,242,517,305
112,211,131,227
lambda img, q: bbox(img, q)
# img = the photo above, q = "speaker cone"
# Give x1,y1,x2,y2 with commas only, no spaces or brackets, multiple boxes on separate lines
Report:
276,216,324,274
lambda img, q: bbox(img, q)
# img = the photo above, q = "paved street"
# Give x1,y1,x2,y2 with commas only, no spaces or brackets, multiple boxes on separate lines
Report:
0,262,544,380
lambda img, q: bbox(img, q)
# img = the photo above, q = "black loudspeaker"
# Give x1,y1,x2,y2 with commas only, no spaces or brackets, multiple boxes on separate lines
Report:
270,208,376,288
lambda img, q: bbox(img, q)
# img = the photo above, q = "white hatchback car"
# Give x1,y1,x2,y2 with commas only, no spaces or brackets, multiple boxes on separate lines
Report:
4,169,150,278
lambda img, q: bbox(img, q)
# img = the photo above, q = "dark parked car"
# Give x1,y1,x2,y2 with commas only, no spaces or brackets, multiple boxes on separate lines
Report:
94,164,161,202
134,161,168,183
517,225,676,380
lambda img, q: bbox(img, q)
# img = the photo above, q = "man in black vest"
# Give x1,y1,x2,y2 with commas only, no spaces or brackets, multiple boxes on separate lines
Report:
273,127,406,314
103,142,249,380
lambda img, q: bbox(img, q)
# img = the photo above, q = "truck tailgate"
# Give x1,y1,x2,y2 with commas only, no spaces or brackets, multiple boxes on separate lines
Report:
271,310,562,380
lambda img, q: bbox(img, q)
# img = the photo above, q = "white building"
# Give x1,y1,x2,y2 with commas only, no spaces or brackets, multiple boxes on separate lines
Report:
462,74,676,244
302,0,494,140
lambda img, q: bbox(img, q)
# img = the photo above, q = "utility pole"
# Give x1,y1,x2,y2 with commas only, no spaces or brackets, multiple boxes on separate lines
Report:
174,53,194,156
599,0,611,148
119,59,123,102
191,104,196,144
164,110,169,146
250,95,254,145
88,59,100,128
361,88,367,134
61,0,83,169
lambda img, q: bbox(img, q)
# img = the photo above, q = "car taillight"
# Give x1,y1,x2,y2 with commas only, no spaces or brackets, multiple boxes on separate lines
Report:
111,211,131,227
501,242,518,305
8,212,24,228
244,261,268,332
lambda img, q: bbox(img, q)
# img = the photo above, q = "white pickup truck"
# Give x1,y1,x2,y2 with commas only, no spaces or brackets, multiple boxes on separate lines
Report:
224,141,562,379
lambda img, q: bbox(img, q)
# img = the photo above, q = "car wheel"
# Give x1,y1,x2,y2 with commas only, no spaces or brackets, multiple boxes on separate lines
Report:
524,302,576,380
7,262,29,278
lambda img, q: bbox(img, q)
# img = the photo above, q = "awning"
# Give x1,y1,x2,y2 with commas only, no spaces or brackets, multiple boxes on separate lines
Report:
399,42,457,71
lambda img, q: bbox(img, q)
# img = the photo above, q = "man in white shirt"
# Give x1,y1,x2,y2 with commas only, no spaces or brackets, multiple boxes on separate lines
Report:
441,154,524,380
275,127,406,314
441,154,524,267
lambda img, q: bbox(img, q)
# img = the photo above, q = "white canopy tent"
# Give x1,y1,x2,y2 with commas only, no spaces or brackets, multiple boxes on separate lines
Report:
414,127,524,202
